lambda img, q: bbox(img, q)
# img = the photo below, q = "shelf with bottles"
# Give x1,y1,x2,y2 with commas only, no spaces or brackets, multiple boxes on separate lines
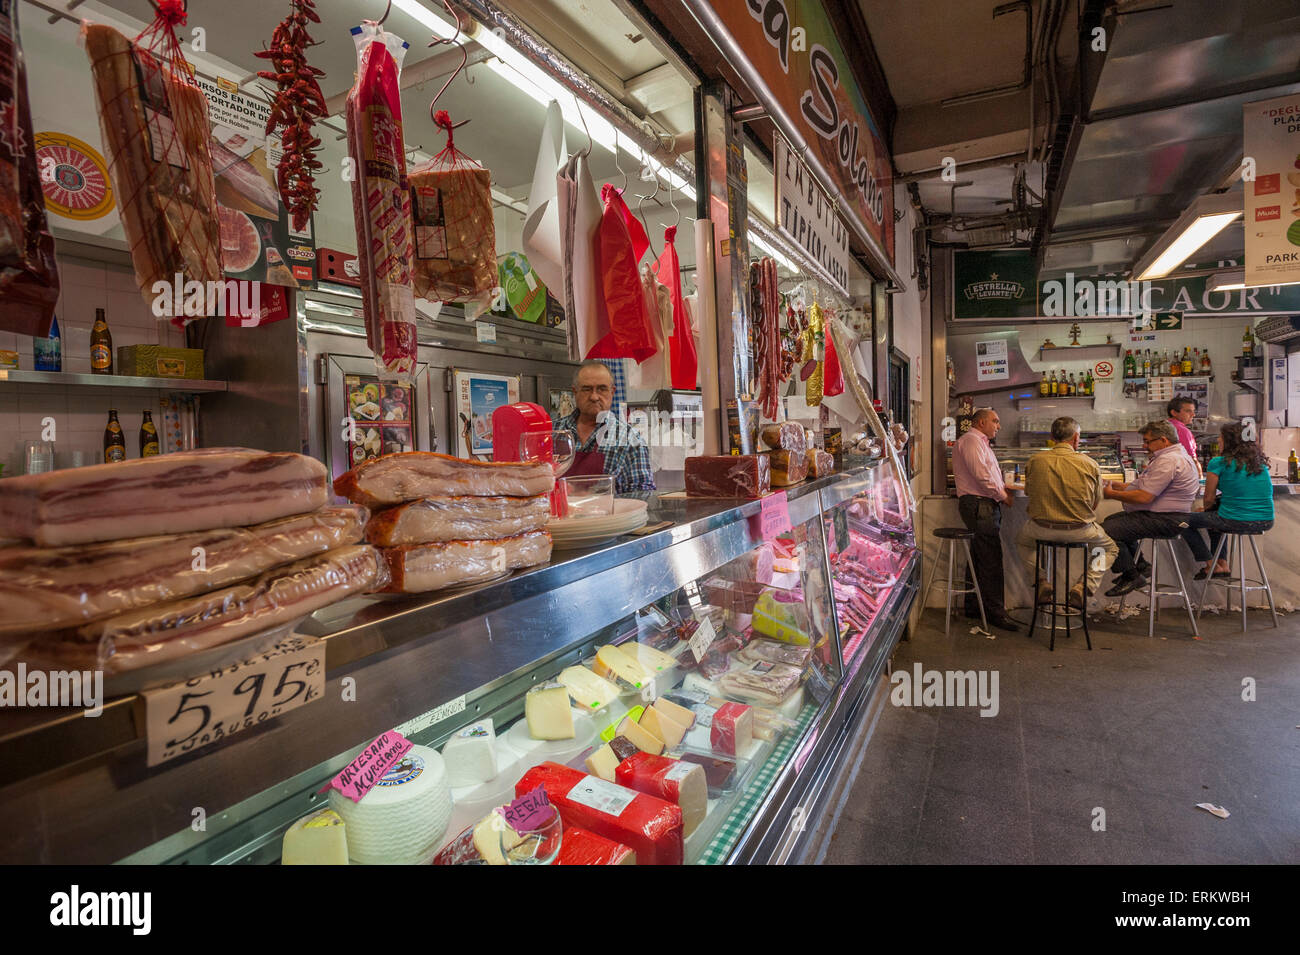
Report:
1036,343,1121,362
0,369,228,392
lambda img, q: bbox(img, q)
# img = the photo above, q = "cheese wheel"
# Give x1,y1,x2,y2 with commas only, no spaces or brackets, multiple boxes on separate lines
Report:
327,745,453,865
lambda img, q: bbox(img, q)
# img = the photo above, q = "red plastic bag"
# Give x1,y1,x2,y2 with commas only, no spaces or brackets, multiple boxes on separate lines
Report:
656,226,698,389
587,183,655,361
823,317,844,397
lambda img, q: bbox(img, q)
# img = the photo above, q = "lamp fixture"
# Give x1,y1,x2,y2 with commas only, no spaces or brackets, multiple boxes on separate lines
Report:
1131,192,1242,281
1207,270,1245,293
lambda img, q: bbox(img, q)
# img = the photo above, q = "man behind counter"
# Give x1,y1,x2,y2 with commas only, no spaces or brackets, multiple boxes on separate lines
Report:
951,407,1019,631
553,360,656,494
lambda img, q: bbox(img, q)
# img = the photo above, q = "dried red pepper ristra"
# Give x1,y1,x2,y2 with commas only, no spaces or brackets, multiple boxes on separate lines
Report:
255,0,326,232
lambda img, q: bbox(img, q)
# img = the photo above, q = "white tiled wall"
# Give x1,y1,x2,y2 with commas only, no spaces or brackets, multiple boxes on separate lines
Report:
0,259,184,476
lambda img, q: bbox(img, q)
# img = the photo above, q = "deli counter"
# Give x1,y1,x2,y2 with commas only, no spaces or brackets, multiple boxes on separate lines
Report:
0,463,917,866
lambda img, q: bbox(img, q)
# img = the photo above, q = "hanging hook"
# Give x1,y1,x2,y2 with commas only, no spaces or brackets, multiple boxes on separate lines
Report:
610,132,631,193
427,0,470,131
376,0,391,25
571,93,594,160
635,162,661,259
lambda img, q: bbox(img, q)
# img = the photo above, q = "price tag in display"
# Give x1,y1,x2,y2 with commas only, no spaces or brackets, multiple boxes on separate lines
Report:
689,616,717,663
759,490,792,540
143,635,325,767
833,508,850,553
476,323,497,344
503,785,555,832
320,730,414,803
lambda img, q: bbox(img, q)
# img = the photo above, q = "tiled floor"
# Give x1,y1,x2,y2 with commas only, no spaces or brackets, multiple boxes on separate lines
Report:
826,604,1300,864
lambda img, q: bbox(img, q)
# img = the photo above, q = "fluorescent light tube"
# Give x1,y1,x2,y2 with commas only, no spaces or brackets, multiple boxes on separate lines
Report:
1207,270,1245,292
1133,193,1242,281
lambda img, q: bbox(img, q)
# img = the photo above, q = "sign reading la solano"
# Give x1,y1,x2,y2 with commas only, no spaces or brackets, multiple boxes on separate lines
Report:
954,251,1300,319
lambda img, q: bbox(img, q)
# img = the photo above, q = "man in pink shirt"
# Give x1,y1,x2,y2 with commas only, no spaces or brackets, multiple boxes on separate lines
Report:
951,408,1018,631
1167,398,1200,471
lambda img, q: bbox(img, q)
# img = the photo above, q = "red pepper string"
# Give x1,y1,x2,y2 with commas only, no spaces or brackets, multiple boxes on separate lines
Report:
434,109,456,154
664,225,677,244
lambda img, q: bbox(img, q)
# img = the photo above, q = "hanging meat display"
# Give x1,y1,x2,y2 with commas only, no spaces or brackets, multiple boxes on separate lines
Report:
587,183,656,361
750,257,781,420
409,110,496,310
823,311,845,397
83,1,223,311
346,20,417,380
803,301,825,406
0,0,59,336
257,0,326,233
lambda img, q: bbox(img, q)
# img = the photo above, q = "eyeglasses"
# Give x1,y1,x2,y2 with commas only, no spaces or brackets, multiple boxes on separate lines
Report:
577,385,612,396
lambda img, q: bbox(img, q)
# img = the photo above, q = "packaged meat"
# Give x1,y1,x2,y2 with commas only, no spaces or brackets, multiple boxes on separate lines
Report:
82,18,223,310
363,494,549,545
0,0,59,336
409,110,496,309
615,752,707,837
739,638,812,668
718,659,804,706
766,449,809,487
760,422,807,453
0,506,367,637
334,451,555,507
805,448,835,477
379,530,551,593
684,454,771,499
516,762,683,866
346,21,416,380
0,448,329,547
718,544,775,586
555,826,636,865
20,545,386,673
710,702,753,757
702,576,768,615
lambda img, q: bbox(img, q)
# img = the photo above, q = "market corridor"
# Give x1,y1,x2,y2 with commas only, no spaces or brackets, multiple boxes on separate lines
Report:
825,609,1300,865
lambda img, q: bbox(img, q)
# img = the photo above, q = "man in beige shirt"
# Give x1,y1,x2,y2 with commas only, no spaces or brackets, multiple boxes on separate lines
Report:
1016,417,1118,608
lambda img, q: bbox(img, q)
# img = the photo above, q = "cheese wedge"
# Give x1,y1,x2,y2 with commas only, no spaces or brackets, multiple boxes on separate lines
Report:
526,682,575,740
594,644,653,689
616,715,665,755
472,809,523,865
629,642,678,673
653,697,696,729
559,666,621,711
281,808,348,865
584,743,621,782
639,704,687,748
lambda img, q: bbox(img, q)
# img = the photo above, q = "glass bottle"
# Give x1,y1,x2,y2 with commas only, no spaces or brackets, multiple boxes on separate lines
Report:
1050,370,1058,395
1040,370,1049,397
90,308,113,375
1201,350,1211,375
1243,325,1254,358
104,409,126,463
1181,347,1192,375
140,410,160,457
34,314,62,372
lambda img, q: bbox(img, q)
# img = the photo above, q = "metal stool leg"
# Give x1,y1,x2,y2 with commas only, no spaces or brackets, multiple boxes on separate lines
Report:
1080,546,1093,650
963,539,987,634
1237,533,1249,632
920,538,944,617
1248,535,1278,629
1027,541,1042,642
1166,539,1197,637
1146,539,1159,639
1223,536,1236,616
944,538,956,638
1196,535,1227,623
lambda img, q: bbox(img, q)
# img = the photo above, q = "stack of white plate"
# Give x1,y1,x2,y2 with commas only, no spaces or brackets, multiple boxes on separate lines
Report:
548,498,648,548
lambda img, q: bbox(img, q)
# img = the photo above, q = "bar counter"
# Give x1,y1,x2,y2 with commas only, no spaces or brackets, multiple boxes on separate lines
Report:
918,482,1300,612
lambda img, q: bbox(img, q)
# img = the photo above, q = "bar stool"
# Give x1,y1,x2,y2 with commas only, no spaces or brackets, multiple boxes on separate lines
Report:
1027,540,1092,652
1196,531,1278,631
1117,535,1198,637
921,527,986,637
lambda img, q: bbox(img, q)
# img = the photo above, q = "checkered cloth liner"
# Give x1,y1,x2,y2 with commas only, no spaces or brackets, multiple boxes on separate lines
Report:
596,358,627,418
695,703,819,865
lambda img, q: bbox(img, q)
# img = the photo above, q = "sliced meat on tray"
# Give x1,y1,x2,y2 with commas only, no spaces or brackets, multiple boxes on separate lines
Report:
380,530,552,593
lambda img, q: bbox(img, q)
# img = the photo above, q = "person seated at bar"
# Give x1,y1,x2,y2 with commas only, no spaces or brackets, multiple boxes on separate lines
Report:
951,406,1018,631
1184,421,1275,580
1167,397,1201,471
1101,420,1210,597
553,360,655,493
1016,416,1118,609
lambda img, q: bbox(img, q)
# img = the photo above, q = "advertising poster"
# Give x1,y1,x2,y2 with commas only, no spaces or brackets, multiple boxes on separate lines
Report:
345,376,413,466
453,370,519,458
975,338,1009,381
195,75,315,288
1243,93,1300,286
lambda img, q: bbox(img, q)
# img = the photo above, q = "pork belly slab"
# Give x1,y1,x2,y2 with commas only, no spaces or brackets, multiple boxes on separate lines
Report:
335,452,554,507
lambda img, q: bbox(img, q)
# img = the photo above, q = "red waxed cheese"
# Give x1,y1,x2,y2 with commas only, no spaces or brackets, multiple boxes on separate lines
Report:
615,751,708,838
685,455,771,499
554,826,637,865
516,762,684,866
710,701,753,756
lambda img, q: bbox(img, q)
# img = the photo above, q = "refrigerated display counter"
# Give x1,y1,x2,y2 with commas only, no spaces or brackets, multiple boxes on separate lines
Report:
0,463,918,866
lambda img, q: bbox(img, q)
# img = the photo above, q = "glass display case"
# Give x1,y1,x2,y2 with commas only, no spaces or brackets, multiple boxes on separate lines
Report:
946,442,1123,487
0,470,919,866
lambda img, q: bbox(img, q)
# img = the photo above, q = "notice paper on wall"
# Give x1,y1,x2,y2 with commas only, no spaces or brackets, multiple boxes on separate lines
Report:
975,339,1009,381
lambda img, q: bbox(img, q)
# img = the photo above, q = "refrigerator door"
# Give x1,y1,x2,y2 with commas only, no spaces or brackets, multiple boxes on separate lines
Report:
321,350,434,483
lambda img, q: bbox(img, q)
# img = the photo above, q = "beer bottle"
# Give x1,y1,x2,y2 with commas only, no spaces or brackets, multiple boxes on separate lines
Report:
1181,347,1192,375
140,410,160,457
1242,325,1254,358
1289,449,1299,484
90,308,113,375
1050,370,1058,395
1040,370,1049,396
104,409,126,463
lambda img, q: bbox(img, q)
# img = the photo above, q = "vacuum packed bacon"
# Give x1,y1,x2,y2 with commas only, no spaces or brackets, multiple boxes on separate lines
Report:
0,506,366,637
82,14,223,307
346,20,416,380
335,451,555,507
380,530,551,593
19,545,386,673
364,495,549,545
0,448,329,547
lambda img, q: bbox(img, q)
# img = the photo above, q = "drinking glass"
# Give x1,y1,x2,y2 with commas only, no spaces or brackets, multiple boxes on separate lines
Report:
520,430,576,518
502,808,563,865
24,440,54,474
563,475,614,516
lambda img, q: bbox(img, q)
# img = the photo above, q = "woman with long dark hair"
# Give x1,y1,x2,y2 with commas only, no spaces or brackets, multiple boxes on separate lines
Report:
1186,421,1275,580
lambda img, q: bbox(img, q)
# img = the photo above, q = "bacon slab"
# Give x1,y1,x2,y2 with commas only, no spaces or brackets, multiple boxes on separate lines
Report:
0,448,328,547
335,452,555,507
380,530,551,593
364,495,549,546
0,506,366,637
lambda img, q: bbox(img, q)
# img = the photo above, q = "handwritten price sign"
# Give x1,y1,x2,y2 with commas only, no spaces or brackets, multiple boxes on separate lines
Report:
759,490,792,540
143,635,325,767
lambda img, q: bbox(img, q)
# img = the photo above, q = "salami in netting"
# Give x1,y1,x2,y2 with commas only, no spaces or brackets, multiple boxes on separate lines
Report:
0,0,59,335
346,21,416,380
82,2,223,310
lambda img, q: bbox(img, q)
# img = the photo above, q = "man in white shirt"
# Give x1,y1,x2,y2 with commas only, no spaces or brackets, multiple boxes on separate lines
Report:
951,408,1018,631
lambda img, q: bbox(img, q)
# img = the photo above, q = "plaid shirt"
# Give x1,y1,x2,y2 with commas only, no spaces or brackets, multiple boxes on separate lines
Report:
554,410,656,493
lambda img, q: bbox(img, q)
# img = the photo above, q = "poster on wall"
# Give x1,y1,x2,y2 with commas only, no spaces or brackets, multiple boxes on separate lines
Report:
345,376,414,466
34,132,116,231
975,339,1009,381
453,370,520,458
1243,93,1300,286
194,75,315,288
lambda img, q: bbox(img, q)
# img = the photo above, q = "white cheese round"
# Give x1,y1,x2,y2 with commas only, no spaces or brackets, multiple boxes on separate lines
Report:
328,745,453,865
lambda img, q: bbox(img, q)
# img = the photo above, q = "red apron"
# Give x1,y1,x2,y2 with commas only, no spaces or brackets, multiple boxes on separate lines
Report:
568,450,607,476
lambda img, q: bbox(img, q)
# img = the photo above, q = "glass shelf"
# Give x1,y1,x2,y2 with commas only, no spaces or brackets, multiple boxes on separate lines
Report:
0,370,228,392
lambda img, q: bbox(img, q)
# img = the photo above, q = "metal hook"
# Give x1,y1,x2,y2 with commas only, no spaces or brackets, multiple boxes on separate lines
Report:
377,0,391,25
427,0,470,130
572,93,594,160
611,132,631,193
635,163,661,259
